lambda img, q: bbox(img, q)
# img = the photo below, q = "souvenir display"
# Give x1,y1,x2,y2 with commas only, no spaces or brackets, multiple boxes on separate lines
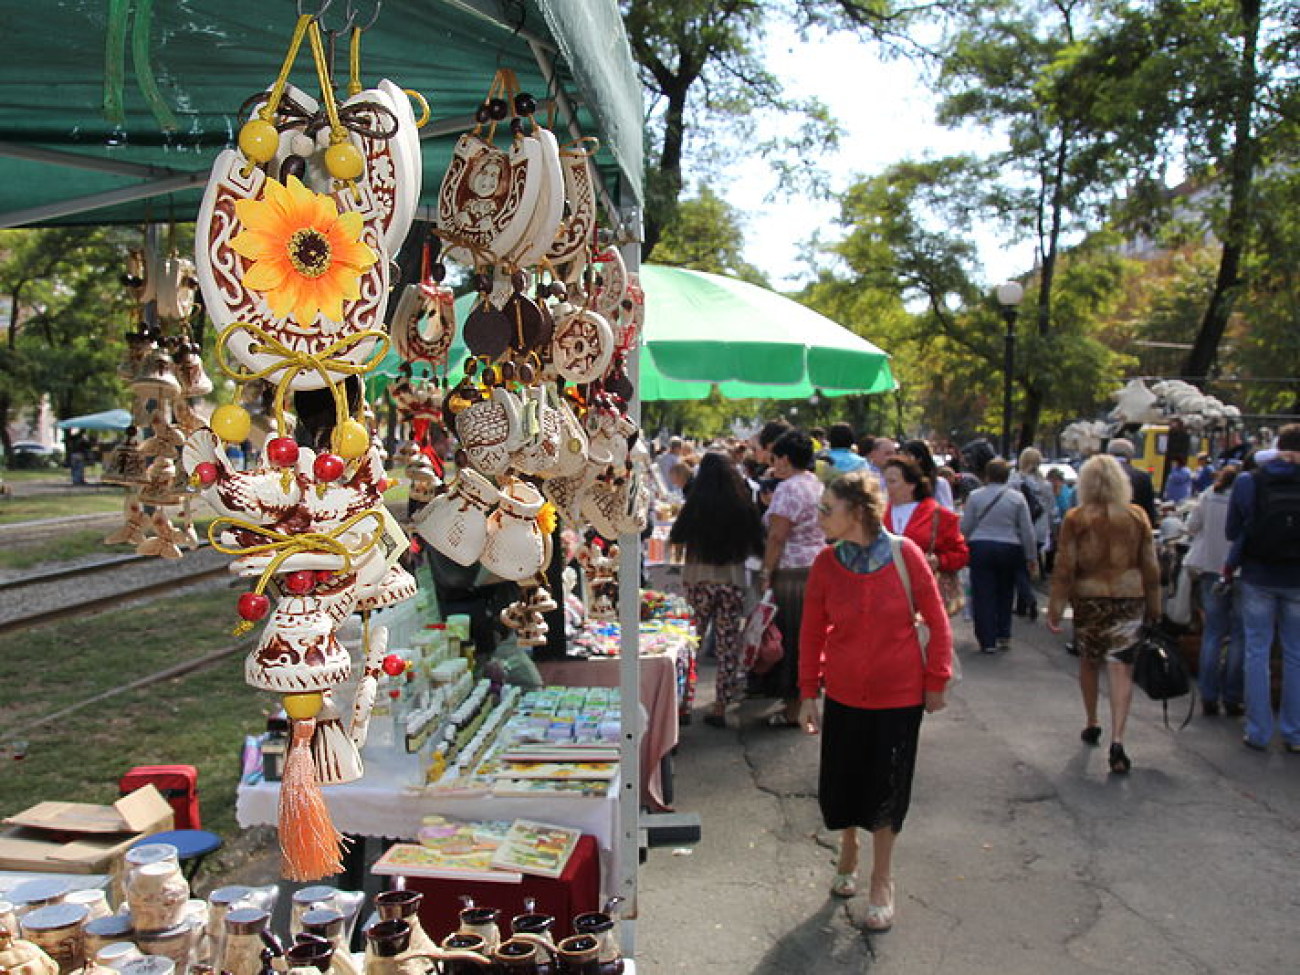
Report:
181,10,424,881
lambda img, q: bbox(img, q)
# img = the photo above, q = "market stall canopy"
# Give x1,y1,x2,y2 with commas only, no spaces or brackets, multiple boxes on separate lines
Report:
55,408,133,431
637,265,896,401
367,264,896,402
0,0,641,228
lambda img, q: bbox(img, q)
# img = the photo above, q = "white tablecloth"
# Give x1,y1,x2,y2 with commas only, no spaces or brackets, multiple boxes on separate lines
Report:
236,743,621,852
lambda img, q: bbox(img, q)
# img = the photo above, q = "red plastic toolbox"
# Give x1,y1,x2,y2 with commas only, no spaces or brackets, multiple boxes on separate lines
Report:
119,765,201,830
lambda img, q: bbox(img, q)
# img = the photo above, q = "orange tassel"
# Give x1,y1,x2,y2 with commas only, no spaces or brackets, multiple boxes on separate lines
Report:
279,716,346,880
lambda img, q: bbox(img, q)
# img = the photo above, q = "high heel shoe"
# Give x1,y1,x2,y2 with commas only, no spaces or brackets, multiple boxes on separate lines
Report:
864,880,894,932
1109,742,1131,774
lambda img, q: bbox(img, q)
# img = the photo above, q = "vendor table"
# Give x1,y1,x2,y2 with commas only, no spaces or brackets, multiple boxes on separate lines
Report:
236,746,620,890
538,648,679,812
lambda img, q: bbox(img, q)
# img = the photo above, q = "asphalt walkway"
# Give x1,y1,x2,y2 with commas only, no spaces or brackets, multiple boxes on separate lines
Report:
636,612,1300,973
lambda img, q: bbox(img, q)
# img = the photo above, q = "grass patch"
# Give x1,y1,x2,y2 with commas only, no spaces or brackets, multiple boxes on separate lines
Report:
0,519,218,571
0,529,134,570
0,584,270,839
0,489,126,525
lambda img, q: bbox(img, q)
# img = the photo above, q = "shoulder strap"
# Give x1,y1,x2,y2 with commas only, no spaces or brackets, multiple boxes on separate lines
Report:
967,489,1007,536
889,532,926,667
928,509,940,554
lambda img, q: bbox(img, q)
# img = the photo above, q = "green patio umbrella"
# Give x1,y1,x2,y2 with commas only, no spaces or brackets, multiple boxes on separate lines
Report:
637,264,895,401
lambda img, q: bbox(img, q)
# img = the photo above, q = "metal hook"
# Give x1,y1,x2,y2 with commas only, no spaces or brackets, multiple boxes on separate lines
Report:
295,0,334,19
345,0,382,33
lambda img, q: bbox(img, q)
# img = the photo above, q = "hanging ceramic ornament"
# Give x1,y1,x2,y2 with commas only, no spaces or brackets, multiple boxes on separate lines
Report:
545,140,599,269
436,72,546,268
550,305,614,385
155,254,198,321
480,479,550,581
591,245,629,322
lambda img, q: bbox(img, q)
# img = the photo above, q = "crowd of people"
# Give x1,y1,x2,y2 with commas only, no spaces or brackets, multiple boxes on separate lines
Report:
654,418,1300,932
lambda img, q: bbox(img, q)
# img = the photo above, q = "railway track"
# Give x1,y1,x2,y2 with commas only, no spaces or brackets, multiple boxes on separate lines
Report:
0,547,232,637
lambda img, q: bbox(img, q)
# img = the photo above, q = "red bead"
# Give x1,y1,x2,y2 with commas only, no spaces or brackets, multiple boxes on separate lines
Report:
266,436,301,467
313,452,346,482
283,570,316,595
237,592,270,622
388,689,402,700
382,654,406,677
315,571,335,585
194,462,219,487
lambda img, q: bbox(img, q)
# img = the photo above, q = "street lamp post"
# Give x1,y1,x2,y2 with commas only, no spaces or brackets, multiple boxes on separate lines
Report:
995,281,1025,459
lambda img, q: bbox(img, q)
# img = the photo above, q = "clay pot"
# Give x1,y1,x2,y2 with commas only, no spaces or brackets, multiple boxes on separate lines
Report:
455,386,522,476
18,903,87,974
480,480,547,581
414,468,500,566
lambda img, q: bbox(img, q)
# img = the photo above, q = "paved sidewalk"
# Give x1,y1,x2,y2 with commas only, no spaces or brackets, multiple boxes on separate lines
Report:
635,614,1300,973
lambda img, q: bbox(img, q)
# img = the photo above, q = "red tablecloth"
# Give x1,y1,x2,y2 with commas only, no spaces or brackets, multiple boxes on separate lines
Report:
538,651,679,811
403,834,600,942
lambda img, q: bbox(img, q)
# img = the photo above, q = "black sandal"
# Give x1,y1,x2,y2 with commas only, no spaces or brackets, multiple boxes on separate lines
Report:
1080,726,1102,746
1109,743,1131,774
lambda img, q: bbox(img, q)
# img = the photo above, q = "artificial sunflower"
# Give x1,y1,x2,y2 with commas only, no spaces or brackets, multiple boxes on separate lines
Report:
230,175,377,326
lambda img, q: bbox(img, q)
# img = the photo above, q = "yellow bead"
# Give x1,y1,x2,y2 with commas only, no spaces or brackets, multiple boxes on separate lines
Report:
334,419,370,459
238,118,280,164
211,404,252,444
283,691,324,721
324,141,365,180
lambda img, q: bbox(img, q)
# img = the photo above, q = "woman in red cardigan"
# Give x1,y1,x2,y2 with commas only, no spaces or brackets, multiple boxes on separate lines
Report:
798,471,952,932
883,455,970,592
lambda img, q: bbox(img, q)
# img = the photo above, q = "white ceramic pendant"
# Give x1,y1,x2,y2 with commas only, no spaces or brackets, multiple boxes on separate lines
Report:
551,306,614,384
546,144,597,268
480,479,547,581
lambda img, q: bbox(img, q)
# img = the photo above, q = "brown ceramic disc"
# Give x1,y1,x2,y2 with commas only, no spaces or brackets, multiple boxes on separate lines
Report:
500,292,547,354
462,302,512,358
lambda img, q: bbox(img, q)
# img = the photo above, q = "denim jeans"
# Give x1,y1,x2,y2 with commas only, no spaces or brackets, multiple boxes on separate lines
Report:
969,541,1023,651
1239,581,1300,746
1197,573,1244,706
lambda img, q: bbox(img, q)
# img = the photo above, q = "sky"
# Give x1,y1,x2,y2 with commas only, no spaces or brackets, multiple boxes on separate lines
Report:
705,30,1034,293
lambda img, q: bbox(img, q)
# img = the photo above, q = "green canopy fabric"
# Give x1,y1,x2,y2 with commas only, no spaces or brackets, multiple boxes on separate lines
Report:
0,0,641,228
56,408,133,431
367,264,895,402
637,265,895,401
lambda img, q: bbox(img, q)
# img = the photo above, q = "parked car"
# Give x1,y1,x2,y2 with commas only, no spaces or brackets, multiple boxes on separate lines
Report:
8,440,64,469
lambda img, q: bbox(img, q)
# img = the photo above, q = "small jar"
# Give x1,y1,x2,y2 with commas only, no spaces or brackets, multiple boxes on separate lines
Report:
456,907,500,954
65,890,112,923
289,887,338,941
284,934,334,973
554,935,600,975
126,862,188,933
95,942,145,969
20,902,89,973
8,879,70,917
83,914,136,960
136,918,197,972
215,907,269,975
123,845,180,887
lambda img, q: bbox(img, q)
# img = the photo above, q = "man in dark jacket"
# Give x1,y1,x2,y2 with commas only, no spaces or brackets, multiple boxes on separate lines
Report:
1226,423,1300,751
1107,438,1158,527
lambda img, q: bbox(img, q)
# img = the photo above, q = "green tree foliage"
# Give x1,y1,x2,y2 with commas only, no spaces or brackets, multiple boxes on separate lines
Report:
650,185,769,283
623,0,931,257
0,228,134,461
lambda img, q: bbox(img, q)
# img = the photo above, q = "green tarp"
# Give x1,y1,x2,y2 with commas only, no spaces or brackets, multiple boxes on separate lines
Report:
0,0,641,227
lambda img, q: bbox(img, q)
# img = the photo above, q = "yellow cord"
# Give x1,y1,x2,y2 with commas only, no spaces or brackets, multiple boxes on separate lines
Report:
260,14,315,124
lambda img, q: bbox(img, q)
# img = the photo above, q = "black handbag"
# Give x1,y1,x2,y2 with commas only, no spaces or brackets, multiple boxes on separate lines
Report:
1130,624,1195,729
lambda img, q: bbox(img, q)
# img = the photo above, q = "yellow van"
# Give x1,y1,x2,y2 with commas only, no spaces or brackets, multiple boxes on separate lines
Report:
1132,424,1204,492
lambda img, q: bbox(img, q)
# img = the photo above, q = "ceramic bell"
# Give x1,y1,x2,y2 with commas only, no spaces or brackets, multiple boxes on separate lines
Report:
552,397,589,478
480,479,547,582
412,468,500,566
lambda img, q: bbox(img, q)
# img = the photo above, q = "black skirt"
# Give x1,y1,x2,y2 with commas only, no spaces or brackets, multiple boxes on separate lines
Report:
819,697,925,833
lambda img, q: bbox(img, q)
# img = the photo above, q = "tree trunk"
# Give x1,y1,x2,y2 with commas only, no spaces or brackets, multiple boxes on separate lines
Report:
1018,132,1070,451
1182,0,1260,382
643,83,689,258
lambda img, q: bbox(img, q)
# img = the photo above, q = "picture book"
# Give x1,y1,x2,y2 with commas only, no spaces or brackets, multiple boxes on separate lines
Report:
370,819,522,883
490,820,583,879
